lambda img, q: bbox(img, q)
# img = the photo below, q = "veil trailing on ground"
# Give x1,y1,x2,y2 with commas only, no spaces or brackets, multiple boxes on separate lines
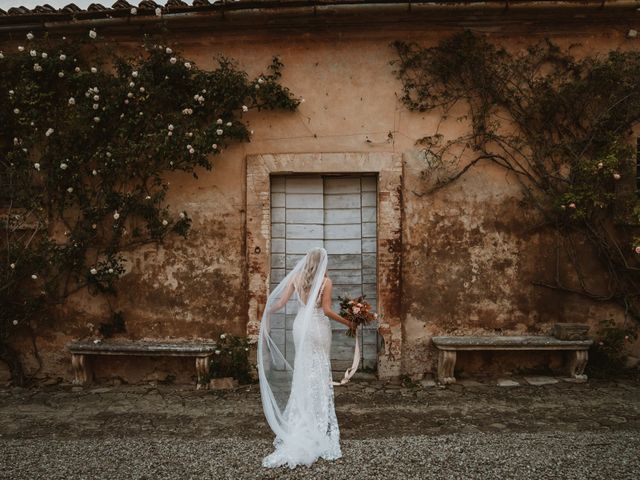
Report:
257,247,330,463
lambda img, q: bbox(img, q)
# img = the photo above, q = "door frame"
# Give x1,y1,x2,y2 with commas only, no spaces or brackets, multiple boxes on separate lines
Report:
245,152,402,379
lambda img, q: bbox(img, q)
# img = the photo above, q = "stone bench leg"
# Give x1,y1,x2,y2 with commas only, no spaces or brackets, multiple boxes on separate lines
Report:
437,350,457,385
195,356,210,390
71,353,90,385
567,350,588,382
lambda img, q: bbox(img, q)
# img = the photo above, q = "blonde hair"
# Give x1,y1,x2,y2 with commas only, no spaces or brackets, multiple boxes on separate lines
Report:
294,248,324,304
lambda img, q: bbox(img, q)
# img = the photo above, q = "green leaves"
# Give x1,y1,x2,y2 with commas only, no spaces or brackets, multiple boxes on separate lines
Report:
394,31,640,320
0,35,299,377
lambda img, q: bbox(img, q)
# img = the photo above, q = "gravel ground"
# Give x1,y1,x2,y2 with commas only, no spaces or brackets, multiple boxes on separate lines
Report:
1,377,639,479
1,432,638,480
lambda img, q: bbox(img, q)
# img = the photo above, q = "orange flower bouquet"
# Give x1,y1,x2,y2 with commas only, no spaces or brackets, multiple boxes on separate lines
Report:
338,295,377,337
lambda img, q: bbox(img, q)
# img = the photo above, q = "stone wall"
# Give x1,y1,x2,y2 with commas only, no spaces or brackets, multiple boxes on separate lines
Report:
4,7,640,383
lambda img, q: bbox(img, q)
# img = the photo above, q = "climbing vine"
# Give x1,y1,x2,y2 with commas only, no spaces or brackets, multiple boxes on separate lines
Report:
393,32,640,322
0,29,299,384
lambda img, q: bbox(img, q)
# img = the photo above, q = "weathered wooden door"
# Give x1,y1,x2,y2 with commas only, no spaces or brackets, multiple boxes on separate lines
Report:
270,174,378,371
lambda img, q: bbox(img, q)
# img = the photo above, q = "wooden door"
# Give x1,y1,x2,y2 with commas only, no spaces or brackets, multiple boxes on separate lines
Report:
270,174,378,371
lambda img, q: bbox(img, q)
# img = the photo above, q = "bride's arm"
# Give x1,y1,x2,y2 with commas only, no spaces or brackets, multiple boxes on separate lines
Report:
267,281,295,314
321,278,355,331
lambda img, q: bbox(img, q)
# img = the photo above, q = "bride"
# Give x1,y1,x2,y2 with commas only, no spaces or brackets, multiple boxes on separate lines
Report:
257,247,356,469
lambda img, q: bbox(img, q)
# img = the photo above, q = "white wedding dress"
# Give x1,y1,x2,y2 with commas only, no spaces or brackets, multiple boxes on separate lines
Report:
258,248,343,469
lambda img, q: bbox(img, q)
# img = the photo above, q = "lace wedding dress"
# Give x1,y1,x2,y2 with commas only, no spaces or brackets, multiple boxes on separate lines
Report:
258,248,343,469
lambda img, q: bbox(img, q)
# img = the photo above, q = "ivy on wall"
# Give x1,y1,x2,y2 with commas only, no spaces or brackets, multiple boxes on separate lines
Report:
393,32,640,323
0,29,299,384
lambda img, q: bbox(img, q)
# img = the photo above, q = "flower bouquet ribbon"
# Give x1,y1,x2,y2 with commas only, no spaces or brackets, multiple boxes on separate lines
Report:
332,327,361,386
332,296,377,386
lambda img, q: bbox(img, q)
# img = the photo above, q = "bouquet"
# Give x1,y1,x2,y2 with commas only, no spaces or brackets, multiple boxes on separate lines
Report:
338,295,377,337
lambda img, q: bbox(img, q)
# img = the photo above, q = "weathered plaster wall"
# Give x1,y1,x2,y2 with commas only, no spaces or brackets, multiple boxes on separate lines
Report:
5,16,640,383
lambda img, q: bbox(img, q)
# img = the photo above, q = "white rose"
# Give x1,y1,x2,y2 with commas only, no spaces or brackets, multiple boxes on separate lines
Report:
139,87,145,93
58,71,65,78
215,350,221,355
108,268,114,274
13,108,20,114
67,187,73,193
30,49,37,57
613,173,621,180
41,52,48,59
18,46,25,52
93,339,102,344
106,152,111,158
155,7,162,16
211,144,217,149
8,90,14,95
93,95,99,101
34,163,41,171
184,62,191,69
166,47,173,54
216,118,223,125
90,268,97,275
220,333,226,339
242,105,248,112
13,320,18,326
31,274,38,280
179,212,185,219
113,211,120,220
162,220,168,226
0,52,3,59
68,97,76,105
93,117,100,123
189,148,195,154
92,170,97,176
127,92,134,98
255,84,260,90
91,67,97,73
60,162,68,170
170,57,177,64
33,64,42,72
167,131,172,136
145,195,151,200
216,129,223,135
129,81,135,88
635,246,640,254
92,224,97,229
226,122,231,127
186,144,192,150
93,104,99,110
27,32,34,40
168,124,174,131
89,29,97,39
60,54,66,61
10,263,15,269
132,71,138,78
131,7,137,15
45,128,54,137
74,67,80,72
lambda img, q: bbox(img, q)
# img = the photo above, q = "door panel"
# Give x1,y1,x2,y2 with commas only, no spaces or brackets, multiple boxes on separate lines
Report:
270,174,378,371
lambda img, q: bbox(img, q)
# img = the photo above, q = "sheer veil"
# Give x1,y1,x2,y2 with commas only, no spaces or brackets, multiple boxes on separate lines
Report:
257,247,330,461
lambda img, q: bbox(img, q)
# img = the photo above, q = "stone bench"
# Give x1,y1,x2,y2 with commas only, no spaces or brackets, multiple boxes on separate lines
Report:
67,340,218,389
432,336,593,385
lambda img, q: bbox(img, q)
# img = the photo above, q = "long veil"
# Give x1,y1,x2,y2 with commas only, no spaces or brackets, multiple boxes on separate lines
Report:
257,247,330,462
